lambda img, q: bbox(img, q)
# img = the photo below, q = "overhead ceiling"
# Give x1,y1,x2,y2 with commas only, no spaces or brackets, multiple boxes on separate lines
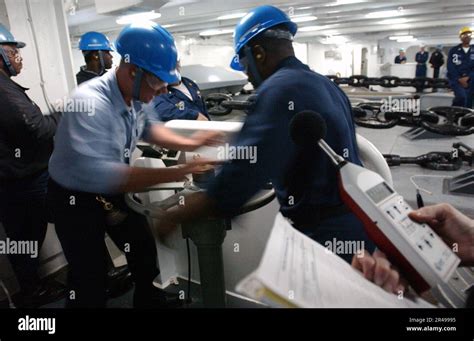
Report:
65,0,474,45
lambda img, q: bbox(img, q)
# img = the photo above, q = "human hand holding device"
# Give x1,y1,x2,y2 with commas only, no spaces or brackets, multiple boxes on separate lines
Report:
409,204,474,266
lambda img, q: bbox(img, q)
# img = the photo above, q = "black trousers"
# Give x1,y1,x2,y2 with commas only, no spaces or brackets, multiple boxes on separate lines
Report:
0,170,49,295
47,179,159,308
433,67,440,79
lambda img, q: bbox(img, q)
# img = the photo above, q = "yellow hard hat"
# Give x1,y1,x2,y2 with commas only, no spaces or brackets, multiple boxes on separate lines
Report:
459,26,472,36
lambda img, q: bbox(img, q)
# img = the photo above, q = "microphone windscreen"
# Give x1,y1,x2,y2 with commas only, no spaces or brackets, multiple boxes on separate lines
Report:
289,110,327,147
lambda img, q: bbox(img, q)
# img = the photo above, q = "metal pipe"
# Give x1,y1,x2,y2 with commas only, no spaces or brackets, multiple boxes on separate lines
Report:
318,140,346,166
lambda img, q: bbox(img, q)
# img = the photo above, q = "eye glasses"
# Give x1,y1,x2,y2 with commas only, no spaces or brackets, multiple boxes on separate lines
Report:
239,56,249,72
143,71,167,92
237,44,264,73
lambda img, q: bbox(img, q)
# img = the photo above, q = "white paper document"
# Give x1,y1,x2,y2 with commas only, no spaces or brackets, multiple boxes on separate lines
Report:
236,213,434,308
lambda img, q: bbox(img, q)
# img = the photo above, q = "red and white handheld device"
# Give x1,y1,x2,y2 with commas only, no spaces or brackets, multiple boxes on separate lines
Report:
290,111,460,293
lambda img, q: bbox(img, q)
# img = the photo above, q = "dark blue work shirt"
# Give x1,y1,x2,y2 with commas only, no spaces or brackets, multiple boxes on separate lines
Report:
148,77,210,121
206,56,362,222
447,44,474,81
415,51,429,64
394,55,406,64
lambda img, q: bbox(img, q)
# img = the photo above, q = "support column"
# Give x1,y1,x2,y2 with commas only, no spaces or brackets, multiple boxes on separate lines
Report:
181,219,229,308
4,0,76,113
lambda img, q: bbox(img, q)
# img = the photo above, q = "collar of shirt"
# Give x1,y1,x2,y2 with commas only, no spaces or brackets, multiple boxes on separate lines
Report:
103,68,138,117
130,99,144,119
79,65,101,76
0,70,29,92
273,56,308,74
457,44,473,52
172,81,194,101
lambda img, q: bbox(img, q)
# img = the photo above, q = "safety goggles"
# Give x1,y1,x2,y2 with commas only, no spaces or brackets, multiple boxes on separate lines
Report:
143,71,168,92
237,53,249,72
461,32,472,38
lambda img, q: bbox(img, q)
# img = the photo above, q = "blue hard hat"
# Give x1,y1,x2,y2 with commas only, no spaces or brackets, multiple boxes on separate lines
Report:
79,31,113,51
115,21,180,84
0,24,26,48
230,5,297,70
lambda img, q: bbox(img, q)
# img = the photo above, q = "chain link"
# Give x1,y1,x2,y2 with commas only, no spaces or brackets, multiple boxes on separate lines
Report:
327,75,450,89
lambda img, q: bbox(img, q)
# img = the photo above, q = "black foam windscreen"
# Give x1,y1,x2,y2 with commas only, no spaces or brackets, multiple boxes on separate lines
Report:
289,110,327,147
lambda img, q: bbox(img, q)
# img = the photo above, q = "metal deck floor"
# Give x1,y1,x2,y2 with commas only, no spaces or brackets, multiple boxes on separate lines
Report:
356,125,474,218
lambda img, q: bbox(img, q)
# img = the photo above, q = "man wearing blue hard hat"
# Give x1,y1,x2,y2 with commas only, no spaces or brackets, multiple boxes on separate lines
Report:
0,24,63,306
48,21,221,308
162,5,375,263
76,31,114,85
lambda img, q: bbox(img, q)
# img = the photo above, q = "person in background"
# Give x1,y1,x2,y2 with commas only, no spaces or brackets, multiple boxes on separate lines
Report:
0,24,62,307
447,26,474,108
394,48,407,64
76,31,114,85
415,45,429,78
353,203,474,307
429,45,444,79
147,60,210,122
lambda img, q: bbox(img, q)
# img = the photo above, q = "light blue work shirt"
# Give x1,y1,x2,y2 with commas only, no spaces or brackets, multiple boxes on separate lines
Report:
49,70,156,194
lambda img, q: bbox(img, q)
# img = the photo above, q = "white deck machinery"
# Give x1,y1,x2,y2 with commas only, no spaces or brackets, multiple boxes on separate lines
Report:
125,119,393,307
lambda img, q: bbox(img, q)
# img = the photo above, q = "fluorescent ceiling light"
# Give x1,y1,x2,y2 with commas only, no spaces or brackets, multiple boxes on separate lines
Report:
322,36,348,44
292,15,318,23
336,0,363,3
116,10,161,25
366,10,403,19
379,18,408,25
299,25,324,32
327,0,364,6
199,29,234,37
389,35,413,40
297,6,312,10
397,37,417,42
162,24,177,28
217,12,247,20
